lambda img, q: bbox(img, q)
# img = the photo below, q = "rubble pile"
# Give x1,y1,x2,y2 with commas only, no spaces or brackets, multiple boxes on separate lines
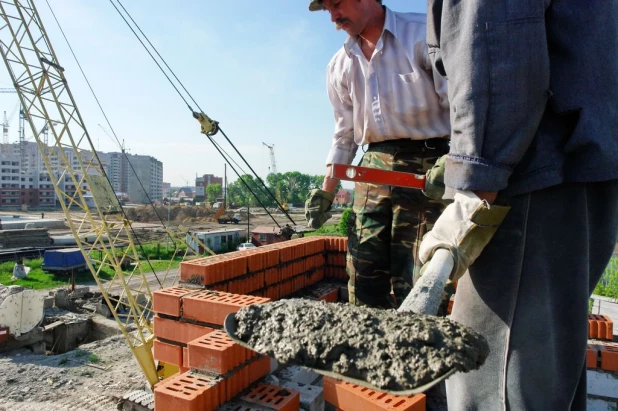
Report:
0,228,53,248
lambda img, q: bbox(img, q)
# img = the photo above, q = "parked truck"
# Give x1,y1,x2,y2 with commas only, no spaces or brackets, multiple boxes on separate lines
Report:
214,205,241,224
218,212,242,224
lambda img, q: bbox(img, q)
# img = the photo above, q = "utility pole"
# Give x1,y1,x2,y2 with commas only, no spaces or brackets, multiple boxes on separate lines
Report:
247,205,250,243
223,163,227,209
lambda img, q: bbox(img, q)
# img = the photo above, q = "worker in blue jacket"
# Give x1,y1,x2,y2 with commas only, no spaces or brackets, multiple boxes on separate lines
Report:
423,1,618,409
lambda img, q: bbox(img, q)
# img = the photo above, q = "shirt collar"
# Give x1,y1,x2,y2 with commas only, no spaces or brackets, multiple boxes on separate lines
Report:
343,6,397,58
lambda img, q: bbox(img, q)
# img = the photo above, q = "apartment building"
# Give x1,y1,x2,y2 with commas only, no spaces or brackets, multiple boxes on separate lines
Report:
195,173,223,201
0,141,163,208
126,154,163,204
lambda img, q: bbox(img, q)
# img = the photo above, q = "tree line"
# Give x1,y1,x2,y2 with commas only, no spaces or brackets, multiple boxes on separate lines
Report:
204,172,342,207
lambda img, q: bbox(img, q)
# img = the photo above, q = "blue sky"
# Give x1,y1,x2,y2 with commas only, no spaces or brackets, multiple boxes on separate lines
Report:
0,0,427,187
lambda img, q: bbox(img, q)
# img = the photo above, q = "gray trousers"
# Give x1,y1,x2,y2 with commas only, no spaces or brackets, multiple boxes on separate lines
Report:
446,181,618,410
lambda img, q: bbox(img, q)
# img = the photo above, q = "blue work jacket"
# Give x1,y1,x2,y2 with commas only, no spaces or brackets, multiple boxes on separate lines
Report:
427,1,618,196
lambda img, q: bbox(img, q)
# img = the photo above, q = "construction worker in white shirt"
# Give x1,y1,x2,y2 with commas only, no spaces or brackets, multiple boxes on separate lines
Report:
305,0,451,309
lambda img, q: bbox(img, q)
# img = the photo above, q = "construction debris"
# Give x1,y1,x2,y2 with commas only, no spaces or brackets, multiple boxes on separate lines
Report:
0,228,53,248
233,299,490,392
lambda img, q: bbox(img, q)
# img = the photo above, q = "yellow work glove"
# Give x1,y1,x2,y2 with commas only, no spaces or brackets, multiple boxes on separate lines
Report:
419,191,510,282
305,189,335,229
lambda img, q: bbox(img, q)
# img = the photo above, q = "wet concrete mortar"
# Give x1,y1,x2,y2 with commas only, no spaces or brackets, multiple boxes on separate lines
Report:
234,299,489,391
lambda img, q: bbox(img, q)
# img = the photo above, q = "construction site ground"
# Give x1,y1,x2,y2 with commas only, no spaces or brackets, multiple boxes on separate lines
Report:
0,207,346,410
0,334,143,411
3,206,342,242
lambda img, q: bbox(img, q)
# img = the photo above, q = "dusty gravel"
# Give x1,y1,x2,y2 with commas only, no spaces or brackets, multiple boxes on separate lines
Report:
0,335,146,411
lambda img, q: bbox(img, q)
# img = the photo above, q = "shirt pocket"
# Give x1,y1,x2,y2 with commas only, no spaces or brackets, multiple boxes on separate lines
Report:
384,71,429,120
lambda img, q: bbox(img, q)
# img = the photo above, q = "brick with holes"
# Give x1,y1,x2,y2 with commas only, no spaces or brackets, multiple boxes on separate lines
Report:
323,376,426,411
182,291,270,326
241,384,300,411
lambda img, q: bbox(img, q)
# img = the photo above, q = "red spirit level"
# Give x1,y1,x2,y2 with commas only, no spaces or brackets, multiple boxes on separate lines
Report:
330,163,426,190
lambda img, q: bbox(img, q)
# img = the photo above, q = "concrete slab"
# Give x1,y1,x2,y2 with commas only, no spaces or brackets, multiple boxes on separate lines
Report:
281,381,325,411
90,316,122,341
276,365,321,386
588,369,618,399
43,297,54,309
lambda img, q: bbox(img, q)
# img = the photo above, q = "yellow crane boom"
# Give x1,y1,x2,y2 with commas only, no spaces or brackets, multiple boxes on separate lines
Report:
0,0,217,387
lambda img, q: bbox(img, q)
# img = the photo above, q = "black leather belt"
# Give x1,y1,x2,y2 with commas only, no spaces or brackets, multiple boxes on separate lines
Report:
367,137,449,150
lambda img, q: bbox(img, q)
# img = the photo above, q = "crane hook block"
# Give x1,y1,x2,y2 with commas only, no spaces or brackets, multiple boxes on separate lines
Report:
193,111,219,136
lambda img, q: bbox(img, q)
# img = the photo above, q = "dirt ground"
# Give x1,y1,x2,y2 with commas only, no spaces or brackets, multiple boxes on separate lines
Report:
0,334,144,411
5,207,340,238
0,207,344,411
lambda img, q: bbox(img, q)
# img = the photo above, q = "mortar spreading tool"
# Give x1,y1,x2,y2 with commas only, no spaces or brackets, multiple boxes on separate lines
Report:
225,164,488,394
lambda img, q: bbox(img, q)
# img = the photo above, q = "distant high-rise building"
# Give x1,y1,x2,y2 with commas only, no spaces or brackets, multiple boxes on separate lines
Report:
0,141,163,208
107,152,129,194
162,182,171,198
126,154,163,204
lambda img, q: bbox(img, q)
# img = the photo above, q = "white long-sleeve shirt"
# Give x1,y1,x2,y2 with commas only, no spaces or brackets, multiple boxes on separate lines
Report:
325,7,451,166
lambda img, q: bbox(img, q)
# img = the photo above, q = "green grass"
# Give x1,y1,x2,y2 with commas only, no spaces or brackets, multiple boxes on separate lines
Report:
138,259,181,273
0,258,112,290
0,249,184,289
593,256,618,299
89,354,100,363
305,223,345,237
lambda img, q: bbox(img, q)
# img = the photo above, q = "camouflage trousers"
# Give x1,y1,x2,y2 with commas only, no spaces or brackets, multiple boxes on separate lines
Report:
347,138,449,309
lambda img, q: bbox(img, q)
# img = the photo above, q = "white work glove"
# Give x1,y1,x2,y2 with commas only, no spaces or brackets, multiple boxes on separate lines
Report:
419,191,510,282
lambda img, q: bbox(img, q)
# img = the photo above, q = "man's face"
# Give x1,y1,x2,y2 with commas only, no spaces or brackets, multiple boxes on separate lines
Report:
322,0,366,36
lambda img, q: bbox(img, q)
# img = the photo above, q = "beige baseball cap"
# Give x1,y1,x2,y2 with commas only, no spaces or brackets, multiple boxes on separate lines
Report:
308,0,324,11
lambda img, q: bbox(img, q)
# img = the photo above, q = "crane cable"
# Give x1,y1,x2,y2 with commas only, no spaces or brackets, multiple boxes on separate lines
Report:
108,0,298,227
43,0,172,286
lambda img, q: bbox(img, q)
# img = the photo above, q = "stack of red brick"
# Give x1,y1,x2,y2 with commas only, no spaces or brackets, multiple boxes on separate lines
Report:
179,236,343,300
324,237,348,280
587,313,618,372
152,236,429,411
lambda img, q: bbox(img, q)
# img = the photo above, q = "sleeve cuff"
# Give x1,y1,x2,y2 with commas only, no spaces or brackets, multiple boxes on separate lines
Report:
325,146,357,166
445,155,513,192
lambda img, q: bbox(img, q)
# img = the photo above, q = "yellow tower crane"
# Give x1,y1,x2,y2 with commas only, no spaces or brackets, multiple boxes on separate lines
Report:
0,0,214,390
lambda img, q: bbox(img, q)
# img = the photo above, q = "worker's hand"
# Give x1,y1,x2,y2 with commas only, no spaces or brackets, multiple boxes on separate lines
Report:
422,155,452,205
419,191,510,282
305,189,335,229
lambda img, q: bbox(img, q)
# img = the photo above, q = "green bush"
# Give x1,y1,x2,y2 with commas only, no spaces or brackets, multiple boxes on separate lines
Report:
338,208,354,236
593,256,618,299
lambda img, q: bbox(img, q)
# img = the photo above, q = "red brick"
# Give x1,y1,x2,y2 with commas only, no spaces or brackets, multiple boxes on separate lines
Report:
249,355,271,383
241,384,300,411
600,344,618,372
154,339,183,367
183,347,189,369
265,268,280,286
154,371,221,411
225,362,252,401
323,376,426,411
153,315,214,344
153,286,196,317
447,299,455,315
247,250,265,272
601,315,614,340
586,345,599,369
188,330,239,374
182,291,271,325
